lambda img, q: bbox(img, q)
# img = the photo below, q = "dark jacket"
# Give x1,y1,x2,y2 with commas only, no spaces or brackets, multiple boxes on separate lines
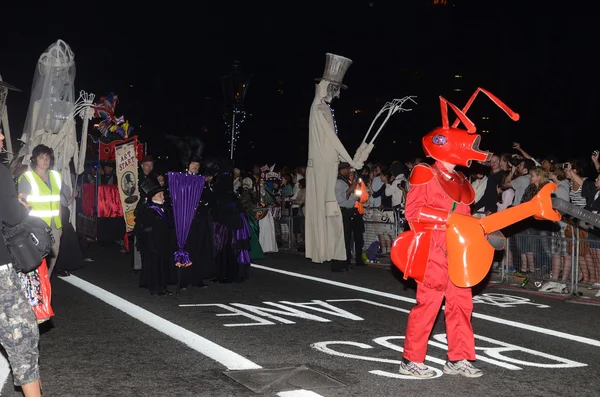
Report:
472,170,506,215
0,164,30,264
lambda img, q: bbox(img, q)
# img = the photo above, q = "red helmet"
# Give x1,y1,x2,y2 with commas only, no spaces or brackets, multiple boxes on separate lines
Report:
422,127,489,167
422,88,520,167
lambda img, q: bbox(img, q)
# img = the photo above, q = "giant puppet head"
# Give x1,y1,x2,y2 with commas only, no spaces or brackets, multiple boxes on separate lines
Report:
29,40,76,135
315,53,352,103
422,88,520,167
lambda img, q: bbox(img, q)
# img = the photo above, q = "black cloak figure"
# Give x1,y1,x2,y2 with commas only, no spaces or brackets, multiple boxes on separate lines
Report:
136,178,174,295
166,136,216,288
55,205,84,273
210,162,251,283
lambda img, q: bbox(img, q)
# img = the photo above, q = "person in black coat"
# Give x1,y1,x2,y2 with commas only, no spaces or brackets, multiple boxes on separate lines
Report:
136,178,174,295
180,167,215,289
0,135,43,396
54,204,84,275
132,155,159,272
210,165,251,283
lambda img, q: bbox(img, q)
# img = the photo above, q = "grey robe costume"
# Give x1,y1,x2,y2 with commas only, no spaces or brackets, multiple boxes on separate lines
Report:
304,89,356,263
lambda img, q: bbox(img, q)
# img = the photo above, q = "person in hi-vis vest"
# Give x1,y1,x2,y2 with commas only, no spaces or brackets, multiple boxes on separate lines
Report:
18,144,75,277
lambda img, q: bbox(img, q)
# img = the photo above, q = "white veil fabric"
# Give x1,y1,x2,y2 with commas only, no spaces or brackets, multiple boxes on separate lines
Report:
21,40,76,150
18,39,95,228
0,74,15,163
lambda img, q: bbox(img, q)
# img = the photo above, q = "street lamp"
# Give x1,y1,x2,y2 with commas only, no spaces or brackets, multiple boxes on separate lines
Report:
221,61,250,161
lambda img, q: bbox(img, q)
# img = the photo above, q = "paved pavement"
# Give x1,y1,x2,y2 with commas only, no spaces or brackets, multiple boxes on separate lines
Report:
2,245,599,397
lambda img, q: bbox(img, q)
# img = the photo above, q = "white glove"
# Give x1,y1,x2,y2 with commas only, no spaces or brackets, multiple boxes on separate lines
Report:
355,142,374,166
354,142,368,166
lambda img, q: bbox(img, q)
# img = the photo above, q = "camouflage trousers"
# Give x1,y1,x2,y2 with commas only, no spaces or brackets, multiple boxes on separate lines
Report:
0,264,40,386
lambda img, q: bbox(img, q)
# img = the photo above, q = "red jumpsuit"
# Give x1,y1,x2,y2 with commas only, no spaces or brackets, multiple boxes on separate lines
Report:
402,161,476,363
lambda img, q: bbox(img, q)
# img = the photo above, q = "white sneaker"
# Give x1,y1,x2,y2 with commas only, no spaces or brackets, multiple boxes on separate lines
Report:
548,283,568,293
398,361,437,378
539,281,568,293
539,281,559,292
443,360,483,378
595,289,600,297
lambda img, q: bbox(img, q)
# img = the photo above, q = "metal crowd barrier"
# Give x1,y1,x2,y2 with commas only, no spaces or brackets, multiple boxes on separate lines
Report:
270,206,599,297
501,225,600,296
272,207,404,264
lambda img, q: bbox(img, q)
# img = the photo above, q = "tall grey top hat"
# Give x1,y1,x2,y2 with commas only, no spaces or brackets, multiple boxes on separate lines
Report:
315,53,353,89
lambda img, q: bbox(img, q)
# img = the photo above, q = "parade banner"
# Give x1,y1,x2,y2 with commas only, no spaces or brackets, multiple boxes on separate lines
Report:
115,141,140,232
99,136,144,162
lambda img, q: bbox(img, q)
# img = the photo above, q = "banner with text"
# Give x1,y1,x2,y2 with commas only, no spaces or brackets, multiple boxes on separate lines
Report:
99,136,144,162
115,141,140,232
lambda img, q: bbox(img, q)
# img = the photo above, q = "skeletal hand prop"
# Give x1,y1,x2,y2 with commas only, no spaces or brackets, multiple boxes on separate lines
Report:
352,159,364,171
353,96,417,167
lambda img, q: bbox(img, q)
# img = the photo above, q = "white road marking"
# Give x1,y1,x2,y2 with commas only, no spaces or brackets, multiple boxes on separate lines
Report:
1,354,10,393
60,275,261,371
251,263,600,348
277,390,325,397
310,340,444,379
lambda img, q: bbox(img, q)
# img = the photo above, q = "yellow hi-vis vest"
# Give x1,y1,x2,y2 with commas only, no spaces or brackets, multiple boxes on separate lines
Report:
20,170,62,229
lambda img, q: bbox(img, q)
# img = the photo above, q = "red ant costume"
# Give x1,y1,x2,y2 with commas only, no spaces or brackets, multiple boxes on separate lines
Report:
392,89,560,377
391,88,521,375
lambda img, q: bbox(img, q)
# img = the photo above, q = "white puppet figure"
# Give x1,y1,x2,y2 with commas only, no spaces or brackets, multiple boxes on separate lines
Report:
17,39,95,227
0,76,21,163
304,53,362,264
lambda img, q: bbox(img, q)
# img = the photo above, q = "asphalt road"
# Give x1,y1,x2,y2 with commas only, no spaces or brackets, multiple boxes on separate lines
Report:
2,245,599,397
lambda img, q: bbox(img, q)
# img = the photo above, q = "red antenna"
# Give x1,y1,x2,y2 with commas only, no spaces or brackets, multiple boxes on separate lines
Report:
439,96,476,133
452,88,520,129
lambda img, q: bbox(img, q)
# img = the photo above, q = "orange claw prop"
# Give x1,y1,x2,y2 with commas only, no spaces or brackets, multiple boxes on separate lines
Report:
447,183,561,287
391,228,431,283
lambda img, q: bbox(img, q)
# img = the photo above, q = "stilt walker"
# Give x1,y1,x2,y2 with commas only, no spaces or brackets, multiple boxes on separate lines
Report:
16,39,95,228
304,53,415,266
304,53,360,265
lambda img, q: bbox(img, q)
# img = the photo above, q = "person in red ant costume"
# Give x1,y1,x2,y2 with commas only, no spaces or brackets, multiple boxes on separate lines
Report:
394,88,520,378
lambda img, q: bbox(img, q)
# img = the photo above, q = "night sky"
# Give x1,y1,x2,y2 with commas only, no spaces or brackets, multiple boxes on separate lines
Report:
1,2,598,171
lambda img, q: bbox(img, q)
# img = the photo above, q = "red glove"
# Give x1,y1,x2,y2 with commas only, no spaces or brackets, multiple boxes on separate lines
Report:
416,206,449,225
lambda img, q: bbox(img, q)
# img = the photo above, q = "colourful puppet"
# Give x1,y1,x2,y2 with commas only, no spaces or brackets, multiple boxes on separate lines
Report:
92,93,119,136
390,88,561,379
109,119,134,139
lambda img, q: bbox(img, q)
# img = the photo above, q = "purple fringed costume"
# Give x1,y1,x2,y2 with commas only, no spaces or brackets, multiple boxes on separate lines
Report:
234,214,251,265
211,171,251,283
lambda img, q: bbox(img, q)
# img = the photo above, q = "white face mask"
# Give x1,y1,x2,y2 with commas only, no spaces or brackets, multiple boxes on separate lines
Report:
322,84,340,103
152,200,164,205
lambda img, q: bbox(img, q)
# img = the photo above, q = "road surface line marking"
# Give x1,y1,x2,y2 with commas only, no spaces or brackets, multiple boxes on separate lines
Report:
0,354,10,393
60,275,262,371
251,263,600,348
277,390,325,397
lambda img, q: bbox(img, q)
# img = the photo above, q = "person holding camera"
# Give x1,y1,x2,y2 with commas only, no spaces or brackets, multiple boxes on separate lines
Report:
383,162,409,233
512,142,542,167
334,162,366,272
592,150,600,174
472,154,506,216
503,158,535,206
0,133,43,397
538,165,572,293
564,160,600,287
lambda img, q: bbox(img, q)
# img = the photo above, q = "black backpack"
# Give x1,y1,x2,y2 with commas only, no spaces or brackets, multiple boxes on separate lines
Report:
1,216,54,273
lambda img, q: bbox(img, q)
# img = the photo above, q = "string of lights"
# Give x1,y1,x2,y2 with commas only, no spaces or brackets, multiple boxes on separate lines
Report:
224,103,247,154
324,101,339,135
